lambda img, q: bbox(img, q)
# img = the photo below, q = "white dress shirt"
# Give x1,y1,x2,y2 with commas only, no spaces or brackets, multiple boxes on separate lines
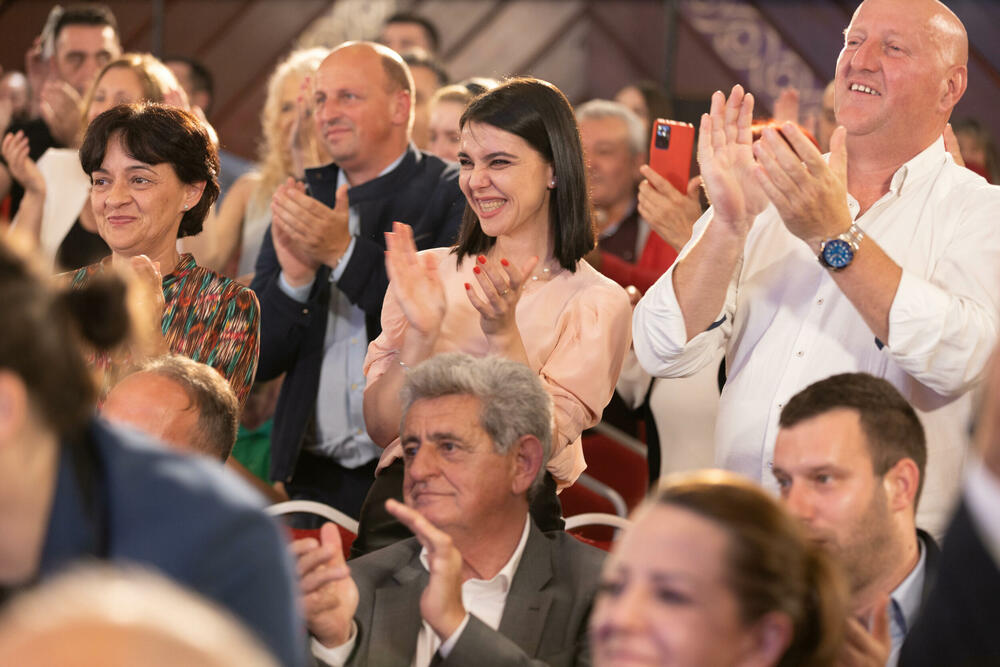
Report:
633,138,1000,535
312,516,531,666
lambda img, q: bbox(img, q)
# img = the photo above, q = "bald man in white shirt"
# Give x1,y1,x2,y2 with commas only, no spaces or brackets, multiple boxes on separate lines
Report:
633,0,1000,536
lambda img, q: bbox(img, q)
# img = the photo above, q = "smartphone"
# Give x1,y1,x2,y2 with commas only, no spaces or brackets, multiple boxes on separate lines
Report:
648,119,695,193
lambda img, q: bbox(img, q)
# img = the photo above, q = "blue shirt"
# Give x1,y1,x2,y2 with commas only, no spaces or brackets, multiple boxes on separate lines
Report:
277,152,406,468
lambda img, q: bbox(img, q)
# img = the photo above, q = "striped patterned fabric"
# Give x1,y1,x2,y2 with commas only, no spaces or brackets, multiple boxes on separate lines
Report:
71,254,260,405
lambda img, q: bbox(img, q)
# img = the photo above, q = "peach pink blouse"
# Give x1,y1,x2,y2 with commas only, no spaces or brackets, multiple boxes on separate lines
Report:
364,247,632,488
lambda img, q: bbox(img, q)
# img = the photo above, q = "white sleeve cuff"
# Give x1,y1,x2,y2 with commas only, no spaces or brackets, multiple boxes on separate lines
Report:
310,621,358,666
887,271,951,355
278,271,315,303
437,613,471,658
964,461,1000,567
329,236,358,282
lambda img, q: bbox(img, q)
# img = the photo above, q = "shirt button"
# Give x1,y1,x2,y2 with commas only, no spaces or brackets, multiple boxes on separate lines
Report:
350,338,357,344
816,298,824,305
796,350,804,357
351,383,358,390
777,402,784,409
356,428,363,435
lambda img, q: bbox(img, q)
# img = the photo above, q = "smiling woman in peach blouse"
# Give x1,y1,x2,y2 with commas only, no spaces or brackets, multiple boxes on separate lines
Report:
69,103,259,406
360,77,631,545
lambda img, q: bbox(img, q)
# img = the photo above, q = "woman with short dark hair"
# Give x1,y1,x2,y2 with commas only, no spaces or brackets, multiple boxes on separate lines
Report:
70,102,259,405
360,77,631,540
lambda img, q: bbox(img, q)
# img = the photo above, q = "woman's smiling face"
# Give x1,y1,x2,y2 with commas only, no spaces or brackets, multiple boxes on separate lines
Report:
457,121,554,241
90,136,203,260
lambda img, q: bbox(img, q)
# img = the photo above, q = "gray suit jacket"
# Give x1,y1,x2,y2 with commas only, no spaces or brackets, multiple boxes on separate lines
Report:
344,521,605,667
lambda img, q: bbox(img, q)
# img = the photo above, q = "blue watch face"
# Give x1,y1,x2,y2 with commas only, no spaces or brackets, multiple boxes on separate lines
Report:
822,239,854,269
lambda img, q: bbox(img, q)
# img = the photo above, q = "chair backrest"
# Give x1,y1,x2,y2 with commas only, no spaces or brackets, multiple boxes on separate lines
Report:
266,500,359,560
565,512,632,552
560,474,628,542
582,428,649,511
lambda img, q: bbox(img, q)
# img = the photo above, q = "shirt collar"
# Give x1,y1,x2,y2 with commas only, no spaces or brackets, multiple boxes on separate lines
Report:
887,136,948,196
889,536,927,638
336,150,408,190
419,515,532,594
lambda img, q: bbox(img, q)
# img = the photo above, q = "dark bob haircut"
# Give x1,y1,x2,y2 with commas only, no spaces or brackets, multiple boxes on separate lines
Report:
454,77,594,271
80,102,220,238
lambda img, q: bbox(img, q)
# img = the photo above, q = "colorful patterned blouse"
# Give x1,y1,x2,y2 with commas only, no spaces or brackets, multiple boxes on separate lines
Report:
70,253,260,406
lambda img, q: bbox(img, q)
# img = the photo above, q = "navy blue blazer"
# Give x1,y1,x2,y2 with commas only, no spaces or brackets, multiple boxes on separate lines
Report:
251,146,464,482
39,418,307,667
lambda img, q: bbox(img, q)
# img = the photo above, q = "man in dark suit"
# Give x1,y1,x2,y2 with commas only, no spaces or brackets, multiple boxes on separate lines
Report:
772,373,937,667
250,41,464,518
900,349,1000,666
294,353,605,666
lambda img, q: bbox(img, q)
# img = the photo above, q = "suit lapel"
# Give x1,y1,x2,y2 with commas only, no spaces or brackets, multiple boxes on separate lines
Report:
368,556,427,667
497,523,554,657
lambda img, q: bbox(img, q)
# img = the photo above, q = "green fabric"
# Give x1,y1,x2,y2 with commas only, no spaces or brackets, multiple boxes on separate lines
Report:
231,420,273,482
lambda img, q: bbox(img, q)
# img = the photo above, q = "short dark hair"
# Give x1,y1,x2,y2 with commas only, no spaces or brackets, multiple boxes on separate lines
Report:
45,3,119,57
401,49,448,87
164,56,214,103
779,373,928,503
454,77,595,271
384,11,440,53
135,355,239,461
79,103,220,238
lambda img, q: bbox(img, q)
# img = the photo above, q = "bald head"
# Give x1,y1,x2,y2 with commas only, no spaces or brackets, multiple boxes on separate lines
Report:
102,356,239,462
328,41,414,99
836,0,968,156
851,0,967,69
314,41,414,183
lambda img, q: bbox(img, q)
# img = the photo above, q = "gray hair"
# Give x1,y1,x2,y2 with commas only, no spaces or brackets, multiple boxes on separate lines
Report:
136,354,239,461
575,98,646,155
399,353,553,489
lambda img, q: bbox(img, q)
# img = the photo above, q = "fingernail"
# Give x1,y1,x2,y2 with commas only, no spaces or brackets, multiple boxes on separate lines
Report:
500,258,509,267
473,266,481,274
477,255,486,264
464,282,471,290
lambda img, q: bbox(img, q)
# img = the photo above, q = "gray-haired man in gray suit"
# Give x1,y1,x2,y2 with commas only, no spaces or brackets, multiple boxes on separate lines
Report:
295,352,605,666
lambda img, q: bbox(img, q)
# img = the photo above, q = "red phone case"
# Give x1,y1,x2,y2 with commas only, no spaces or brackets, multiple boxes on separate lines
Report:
648,119,695,193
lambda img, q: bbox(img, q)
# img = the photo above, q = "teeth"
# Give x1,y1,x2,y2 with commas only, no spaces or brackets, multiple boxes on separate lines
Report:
479,199,505,212
850,83,880,96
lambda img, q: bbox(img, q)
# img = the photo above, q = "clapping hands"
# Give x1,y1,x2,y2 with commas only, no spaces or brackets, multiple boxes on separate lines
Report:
465,253,537,337
697,85,770,238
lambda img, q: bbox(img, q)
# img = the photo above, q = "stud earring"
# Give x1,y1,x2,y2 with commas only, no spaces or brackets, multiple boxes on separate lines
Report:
548,179,556,189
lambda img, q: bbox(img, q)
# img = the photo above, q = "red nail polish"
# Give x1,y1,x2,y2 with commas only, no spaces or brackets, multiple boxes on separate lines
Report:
464,282,471,290
473,266,481,274
500,258,509,267
477,255,486,264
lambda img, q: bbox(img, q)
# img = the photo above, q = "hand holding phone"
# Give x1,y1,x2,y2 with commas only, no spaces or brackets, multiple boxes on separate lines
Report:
648,119,695,193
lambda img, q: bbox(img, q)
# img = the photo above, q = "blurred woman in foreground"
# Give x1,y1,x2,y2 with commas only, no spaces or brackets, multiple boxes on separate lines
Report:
590,471,848,667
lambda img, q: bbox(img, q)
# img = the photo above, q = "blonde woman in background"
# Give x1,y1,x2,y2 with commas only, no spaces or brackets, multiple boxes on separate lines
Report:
189,47,329,281
426,78,496,163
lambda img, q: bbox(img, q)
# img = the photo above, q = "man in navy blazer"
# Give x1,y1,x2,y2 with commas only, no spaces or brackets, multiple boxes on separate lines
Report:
296,353,605,666
899,350,1000,666
250,41,464,518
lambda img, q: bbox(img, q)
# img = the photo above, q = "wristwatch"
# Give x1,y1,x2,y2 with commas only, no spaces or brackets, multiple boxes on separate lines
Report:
818,223,865,270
